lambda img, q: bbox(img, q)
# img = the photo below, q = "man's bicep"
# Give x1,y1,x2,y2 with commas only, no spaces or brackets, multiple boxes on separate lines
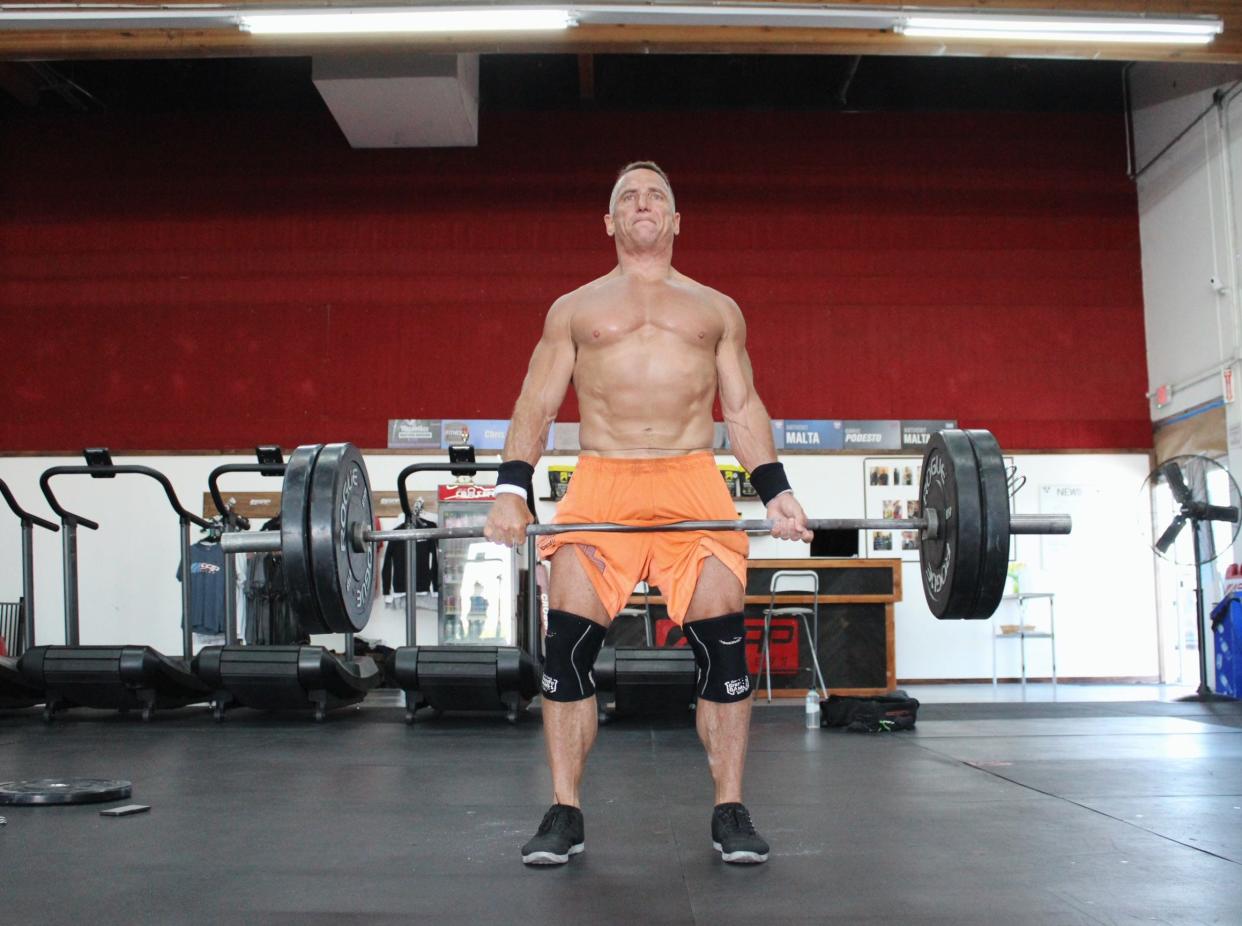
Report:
716,300,756,414
520,301,576,413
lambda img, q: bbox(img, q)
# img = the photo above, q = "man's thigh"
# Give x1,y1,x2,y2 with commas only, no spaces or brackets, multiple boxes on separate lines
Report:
683,555,745,623
547,546,611,626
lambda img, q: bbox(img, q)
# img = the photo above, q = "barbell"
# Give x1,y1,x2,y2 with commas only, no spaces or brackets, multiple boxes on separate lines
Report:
218,430,1071,635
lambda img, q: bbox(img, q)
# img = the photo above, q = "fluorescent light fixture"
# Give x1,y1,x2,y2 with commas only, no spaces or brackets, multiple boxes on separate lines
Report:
901,29,1215,45
0,7,239,30
239,8,575,35
896,14,1222,45
0,4,1225,46
569,4,895,29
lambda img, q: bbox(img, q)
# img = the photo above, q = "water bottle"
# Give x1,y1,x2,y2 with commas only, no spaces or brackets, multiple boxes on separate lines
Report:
805,689,821,729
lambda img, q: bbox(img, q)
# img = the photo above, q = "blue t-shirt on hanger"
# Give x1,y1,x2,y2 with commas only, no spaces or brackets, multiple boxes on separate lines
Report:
176,540,228,635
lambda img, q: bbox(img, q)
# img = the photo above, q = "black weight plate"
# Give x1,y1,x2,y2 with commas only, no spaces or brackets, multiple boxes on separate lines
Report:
964,429,1011,619
919,430,983,619
282,444,330,635
308,443,375,634
0,778,132,806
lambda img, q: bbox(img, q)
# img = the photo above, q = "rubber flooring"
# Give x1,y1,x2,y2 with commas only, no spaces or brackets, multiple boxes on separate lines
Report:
1,696,1240,925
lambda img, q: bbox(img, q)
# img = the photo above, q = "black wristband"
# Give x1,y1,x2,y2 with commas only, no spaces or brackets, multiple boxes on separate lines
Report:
497,459,535,495
749,462,792,506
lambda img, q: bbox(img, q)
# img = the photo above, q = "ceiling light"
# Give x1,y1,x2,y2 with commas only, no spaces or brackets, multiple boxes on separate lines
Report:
238,8,576,35
0,4,1225,47
569,4,895,29
896,14,1222,45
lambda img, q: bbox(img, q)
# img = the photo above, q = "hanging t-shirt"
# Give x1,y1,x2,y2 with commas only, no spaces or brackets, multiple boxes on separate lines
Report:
176,540,228,635
382,516,439,595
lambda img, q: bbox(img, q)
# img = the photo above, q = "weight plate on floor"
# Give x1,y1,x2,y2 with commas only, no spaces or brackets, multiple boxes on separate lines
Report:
281,444,330,635
919,430,983,620
308,442,375,634
964,429,1011,620
0,778,132,806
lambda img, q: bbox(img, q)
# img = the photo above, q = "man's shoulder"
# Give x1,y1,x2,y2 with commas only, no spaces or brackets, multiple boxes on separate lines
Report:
674,273,741,317
548,272,618,317
578,270,623,298
558,272,617,303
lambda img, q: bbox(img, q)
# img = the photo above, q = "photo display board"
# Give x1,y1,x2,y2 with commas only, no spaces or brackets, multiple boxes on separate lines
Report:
864,454,1014,562
863,457,924,560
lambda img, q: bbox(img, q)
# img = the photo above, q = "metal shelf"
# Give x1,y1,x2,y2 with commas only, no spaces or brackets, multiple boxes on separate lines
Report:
992,593,1057,688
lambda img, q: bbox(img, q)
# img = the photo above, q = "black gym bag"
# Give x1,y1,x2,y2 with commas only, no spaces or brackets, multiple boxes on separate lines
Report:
820,690,920,732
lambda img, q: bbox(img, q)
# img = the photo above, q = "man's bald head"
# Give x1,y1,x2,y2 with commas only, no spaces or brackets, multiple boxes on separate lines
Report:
609,161,675,214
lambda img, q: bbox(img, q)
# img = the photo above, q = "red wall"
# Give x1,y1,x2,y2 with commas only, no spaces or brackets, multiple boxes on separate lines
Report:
0,107,1149,452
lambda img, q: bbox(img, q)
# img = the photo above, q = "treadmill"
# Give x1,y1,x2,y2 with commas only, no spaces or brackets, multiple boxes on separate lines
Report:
0,479,58,709
194,461,382,722
390,462,542,723
594,603,697,720
19,456,213,721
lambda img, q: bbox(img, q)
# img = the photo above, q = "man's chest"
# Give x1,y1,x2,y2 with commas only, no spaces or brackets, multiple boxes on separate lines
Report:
571,292,723,351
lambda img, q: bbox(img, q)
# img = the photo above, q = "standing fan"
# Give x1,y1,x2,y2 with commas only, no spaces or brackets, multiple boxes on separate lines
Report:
1141,455,1241,702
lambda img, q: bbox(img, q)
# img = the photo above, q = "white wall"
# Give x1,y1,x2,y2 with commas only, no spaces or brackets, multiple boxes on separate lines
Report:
1133,63,1242,423
739,452,1158,682
1132,64,1242,688
0,449,1157,681
895,454,1158,681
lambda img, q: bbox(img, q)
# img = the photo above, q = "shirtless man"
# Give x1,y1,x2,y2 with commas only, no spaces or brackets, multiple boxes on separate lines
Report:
483,161,811,866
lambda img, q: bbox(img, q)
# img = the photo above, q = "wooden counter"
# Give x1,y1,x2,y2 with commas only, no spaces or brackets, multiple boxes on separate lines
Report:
623,557,900,698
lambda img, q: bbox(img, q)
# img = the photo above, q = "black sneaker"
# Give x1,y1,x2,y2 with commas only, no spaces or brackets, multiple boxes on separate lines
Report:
521,804,585,865
711,802,769,864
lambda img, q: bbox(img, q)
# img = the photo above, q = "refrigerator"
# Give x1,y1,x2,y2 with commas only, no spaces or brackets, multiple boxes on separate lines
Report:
436,483,521,646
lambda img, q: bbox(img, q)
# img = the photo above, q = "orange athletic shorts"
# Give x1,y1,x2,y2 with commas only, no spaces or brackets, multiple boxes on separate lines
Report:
536,452,748,625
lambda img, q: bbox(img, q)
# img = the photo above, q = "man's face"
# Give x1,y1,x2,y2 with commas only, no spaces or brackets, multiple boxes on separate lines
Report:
604,168,680,248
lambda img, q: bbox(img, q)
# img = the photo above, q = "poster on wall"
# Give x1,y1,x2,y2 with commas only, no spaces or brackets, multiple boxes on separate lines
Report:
863,457,923,561
864,452,1015,562
1039,484,1102,575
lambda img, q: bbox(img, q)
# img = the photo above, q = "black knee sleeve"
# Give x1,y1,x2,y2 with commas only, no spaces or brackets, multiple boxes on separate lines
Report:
541,609,608,702
683,612,751,703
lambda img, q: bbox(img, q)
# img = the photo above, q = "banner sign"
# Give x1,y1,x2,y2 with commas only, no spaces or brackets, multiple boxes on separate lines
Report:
779,420,844,450
389,419,552,451
393,418,957,453
440,419,513,450
900,420,958,451
841,420,902,451
387,419,442,449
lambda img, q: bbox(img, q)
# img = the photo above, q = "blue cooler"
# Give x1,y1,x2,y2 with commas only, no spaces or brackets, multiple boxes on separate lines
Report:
1209,592,1242,698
